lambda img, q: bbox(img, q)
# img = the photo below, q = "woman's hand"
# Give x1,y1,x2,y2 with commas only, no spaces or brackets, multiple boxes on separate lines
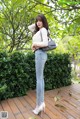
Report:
32,45,36,52
32,43,40,51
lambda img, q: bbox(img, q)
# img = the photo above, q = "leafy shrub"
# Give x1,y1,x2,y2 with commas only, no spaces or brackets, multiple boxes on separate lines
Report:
0,51,71,100
0,52,29,100
44,53,71,90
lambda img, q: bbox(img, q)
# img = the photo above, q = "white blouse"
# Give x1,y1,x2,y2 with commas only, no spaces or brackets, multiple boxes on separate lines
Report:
28,24,48,47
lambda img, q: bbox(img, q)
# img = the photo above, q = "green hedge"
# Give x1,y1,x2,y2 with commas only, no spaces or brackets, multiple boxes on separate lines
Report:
44,53,71,90
0,51,71,100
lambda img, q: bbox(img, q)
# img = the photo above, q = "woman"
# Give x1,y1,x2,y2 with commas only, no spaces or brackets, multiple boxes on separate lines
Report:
28,14,49,115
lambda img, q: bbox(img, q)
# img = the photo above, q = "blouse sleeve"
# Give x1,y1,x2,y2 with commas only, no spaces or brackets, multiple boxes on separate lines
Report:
28,24,35,32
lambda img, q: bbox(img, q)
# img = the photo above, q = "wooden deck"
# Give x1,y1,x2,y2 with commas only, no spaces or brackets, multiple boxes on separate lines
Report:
0,84,80,119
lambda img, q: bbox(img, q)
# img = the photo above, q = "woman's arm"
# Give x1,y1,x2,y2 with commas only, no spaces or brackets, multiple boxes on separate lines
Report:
28,24,35,32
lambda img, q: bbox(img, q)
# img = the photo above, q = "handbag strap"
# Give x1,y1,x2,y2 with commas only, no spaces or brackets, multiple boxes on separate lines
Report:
40,30,51,42
40,30,43,42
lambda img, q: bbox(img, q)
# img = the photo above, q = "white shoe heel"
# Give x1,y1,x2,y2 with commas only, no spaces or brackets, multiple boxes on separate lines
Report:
32,102,45,115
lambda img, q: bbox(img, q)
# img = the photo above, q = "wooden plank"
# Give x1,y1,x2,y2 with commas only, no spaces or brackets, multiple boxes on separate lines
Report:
45,85,80,106
15,113,24,119
45,97,67,119
46,88,80,119
14,97,36,119
27,91,50,119
1,100,16,119
0,84,80,119
60,85,80,97
18,96,39,119
8,98,25,119
0,104,3,111
50,86,80,108
56,86,80,111
13,97,27,113
59,87,80,109
46,95,75,119
23,95,43,119
69,84,80,92
7,98,20,115
18,97,32,110
27,90,57,119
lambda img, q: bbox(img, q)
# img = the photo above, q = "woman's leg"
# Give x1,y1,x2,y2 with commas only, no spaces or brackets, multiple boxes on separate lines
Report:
35,50,47,106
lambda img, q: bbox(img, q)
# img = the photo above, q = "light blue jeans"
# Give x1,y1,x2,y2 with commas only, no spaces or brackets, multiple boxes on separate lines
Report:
35,49,47,106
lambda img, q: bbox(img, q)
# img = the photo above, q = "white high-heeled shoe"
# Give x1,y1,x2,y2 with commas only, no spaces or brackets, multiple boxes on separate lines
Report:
32,102,45,115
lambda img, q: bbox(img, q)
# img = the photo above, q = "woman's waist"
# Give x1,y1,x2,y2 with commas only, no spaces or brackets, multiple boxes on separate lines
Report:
35,48,46,53
35,48,45,52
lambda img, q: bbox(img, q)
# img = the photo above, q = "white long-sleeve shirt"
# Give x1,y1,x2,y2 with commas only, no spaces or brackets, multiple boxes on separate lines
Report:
28,24,48,47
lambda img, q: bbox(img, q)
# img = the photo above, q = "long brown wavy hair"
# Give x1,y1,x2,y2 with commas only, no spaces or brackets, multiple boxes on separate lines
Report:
34,14,49,33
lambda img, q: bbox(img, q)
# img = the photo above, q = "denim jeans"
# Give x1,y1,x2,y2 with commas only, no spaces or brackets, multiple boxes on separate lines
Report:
35,49,47,106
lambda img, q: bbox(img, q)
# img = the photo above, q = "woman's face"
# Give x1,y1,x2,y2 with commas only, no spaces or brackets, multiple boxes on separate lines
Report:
36,20,43,29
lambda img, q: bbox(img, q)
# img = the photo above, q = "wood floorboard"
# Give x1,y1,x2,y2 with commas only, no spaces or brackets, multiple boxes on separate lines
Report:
0,84,80,119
